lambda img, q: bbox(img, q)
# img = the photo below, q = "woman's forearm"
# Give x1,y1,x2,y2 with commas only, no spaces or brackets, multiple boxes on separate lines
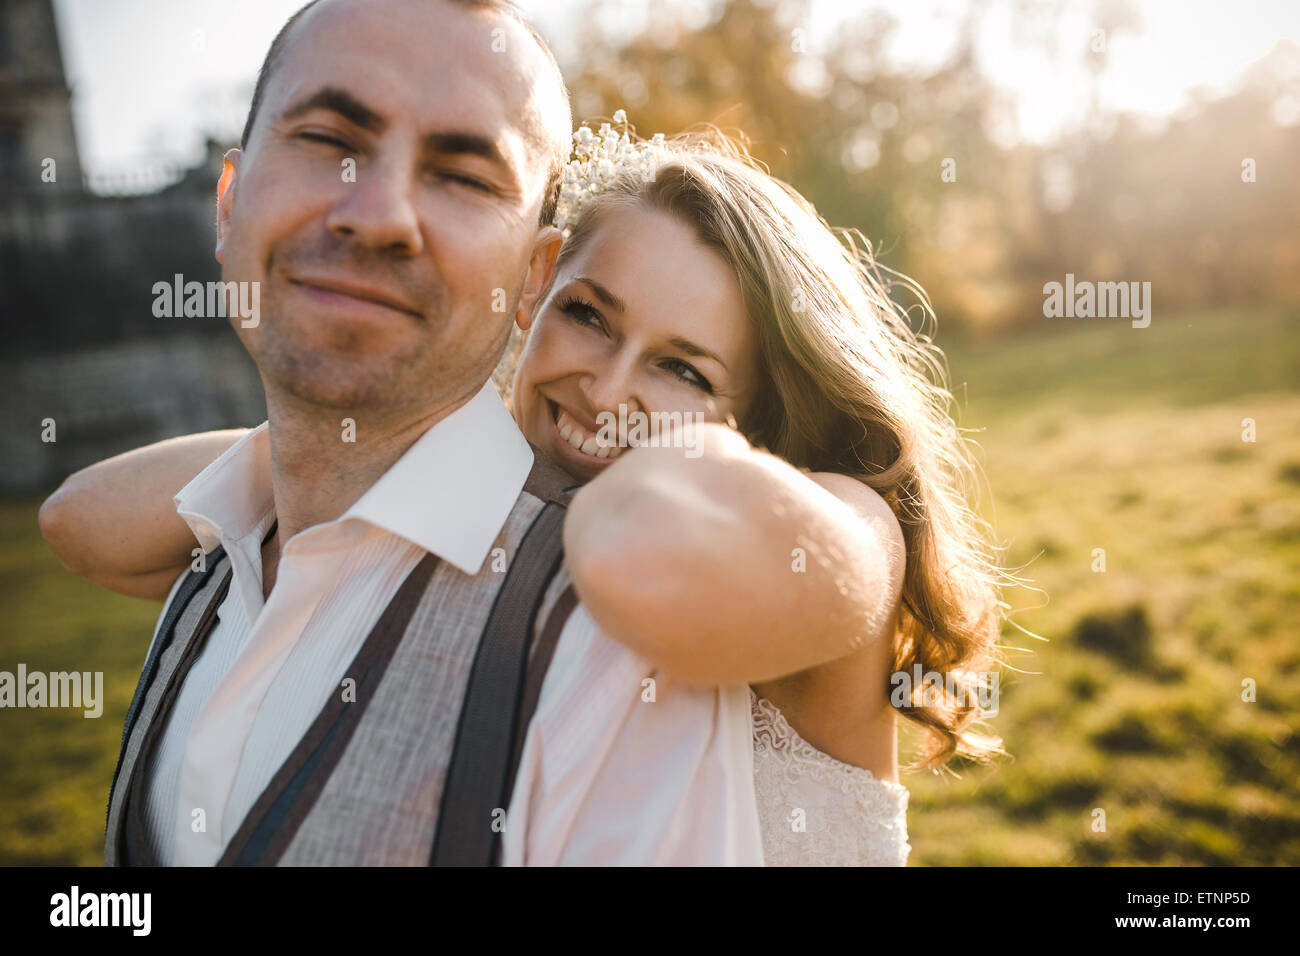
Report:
38,429,248,599
563,422,905,685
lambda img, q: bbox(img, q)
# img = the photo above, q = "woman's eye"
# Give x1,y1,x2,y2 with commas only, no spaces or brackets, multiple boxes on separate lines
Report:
557,297,604,330
663,359,714,394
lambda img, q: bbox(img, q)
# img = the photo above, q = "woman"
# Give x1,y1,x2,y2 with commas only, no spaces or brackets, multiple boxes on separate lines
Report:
40,122,1010,866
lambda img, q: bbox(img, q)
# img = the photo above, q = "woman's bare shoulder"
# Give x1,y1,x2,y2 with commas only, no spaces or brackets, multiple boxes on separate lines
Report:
751,471,905,780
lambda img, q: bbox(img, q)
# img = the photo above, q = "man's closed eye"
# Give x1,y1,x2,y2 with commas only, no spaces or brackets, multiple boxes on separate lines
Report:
431,170,494,193
296,130,353,151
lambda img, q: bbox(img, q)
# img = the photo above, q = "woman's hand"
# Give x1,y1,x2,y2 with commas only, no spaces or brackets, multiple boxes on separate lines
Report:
38,430,248,601
562,421,906,684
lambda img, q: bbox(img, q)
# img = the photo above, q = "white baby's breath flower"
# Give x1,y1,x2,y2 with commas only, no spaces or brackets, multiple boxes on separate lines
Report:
553,109,670,236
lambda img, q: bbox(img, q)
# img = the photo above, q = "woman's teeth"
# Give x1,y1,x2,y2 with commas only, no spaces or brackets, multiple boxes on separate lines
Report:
555,407,622,460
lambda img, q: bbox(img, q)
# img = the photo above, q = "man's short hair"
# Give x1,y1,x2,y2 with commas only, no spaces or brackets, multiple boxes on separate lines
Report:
238,0,571,227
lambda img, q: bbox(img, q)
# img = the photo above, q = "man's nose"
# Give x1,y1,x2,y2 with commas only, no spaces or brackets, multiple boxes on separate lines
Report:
325,161,423,255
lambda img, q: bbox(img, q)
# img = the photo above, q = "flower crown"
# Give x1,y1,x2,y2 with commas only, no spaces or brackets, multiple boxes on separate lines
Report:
554,110,669,236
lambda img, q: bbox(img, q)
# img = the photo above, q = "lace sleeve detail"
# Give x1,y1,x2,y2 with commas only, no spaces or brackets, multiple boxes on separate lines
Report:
751,686,910,866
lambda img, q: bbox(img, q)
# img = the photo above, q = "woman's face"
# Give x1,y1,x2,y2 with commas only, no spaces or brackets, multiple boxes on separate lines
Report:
512,203,759,482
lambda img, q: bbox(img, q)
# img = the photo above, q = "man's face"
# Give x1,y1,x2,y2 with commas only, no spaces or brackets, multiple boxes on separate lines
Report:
217,0,563,415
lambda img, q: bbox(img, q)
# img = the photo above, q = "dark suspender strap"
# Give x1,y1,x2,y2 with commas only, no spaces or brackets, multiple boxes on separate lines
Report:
521,443,580,506
123,564,234,866
218,550,440,866
428,500,570,866
106,544,228,827
507,583,578,792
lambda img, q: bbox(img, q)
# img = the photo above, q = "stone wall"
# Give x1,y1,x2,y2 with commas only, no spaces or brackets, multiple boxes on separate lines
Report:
2,148,267,493
3,334,266,493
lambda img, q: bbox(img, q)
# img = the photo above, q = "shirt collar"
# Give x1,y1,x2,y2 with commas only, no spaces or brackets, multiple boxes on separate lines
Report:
175,381,534,576
175,424,274,556
344,382,533,574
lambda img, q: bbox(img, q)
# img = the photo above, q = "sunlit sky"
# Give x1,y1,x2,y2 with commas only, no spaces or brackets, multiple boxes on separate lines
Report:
50,0,1300,175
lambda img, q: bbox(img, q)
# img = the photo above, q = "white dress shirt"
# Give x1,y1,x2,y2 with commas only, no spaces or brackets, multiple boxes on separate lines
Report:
140,382,764,866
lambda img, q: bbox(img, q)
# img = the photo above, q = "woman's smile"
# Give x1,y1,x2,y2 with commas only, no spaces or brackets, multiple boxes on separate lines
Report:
542,398,623,479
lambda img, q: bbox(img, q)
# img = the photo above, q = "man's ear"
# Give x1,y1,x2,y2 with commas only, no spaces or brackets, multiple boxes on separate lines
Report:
516,226,563,332
215,148,241,263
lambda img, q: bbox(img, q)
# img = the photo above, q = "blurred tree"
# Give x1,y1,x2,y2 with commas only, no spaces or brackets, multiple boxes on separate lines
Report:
564,0,1022,334
560,0,1300,336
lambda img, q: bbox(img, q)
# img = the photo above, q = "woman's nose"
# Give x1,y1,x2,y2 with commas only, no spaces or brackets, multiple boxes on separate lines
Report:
579,362,641,418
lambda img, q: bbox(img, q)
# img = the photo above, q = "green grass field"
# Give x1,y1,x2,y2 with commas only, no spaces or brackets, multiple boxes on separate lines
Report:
2,304,1297,865
903,305,1300,865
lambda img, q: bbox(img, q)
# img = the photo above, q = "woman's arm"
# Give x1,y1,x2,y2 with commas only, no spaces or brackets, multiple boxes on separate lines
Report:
38,430,248,601
562,422,906,685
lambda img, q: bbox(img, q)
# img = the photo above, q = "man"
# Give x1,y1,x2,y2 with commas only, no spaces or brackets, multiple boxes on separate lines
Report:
98,0,763,865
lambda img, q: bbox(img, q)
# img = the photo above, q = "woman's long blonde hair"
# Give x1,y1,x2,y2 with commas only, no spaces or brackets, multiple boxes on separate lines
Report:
511,125,1017,772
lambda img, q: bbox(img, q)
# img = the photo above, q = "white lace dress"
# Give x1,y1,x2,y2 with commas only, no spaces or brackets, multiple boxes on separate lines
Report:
750,686,911,866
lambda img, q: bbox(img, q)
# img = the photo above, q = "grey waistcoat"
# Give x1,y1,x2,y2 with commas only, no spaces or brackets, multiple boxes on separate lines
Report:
104,452,577,866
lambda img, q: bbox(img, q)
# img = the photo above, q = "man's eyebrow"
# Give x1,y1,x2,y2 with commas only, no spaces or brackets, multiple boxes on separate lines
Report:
424,132,518,178
280,87,386,133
